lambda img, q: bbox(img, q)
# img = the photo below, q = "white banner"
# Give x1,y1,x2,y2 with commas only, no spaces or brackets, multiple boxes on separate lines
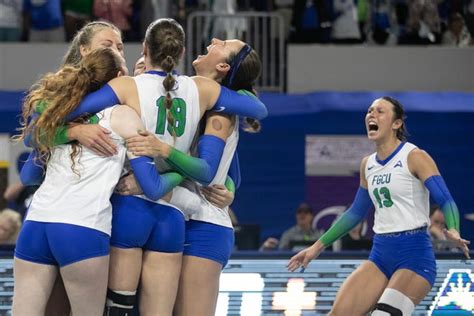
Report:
305,135,374,176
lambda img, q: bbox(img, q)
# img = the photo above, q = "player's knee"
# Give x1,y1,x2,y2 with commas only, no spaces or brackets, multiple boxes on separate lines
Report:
371,288,414,316
104,289,137,316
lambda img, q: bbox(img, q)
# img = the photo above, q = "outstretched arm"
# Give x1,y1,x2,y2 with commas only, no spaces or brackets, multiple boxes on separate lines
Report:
25,101,117,156
408,149,469,258
66,84,120,121
194,76,268,120
288,157,372,271
66,76,136,121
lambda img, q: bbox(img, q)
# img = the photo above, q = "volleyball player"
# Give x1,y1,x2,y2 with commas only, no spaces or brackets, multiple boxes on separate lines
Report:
288,97,470,316
13,47,183,315
123,37,260,316
55,19,266,315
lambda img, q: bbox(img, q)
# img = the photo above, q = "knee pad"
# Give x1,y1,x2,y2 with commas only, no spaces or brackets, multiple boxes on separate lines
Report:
371,288,415,316
104,289,137,316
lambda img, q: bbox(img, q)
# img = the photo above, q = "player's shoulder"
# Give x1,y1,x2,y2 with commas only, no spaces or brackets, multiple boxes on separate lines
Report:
110,105,142,139
361,155,371,169
407,146,430,161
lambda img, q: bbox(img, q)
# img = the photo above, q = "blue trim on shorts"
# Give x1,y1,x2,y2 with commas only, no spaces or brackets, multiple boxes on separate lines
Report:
183,220,234,268
369,226,437,286
110,194,185,253
15,221,110,267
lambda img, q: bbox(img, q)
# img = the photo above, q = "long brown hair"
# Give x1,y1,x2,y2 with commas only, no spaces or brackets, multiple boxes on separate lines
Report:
18,48,123,170
145,18,185,138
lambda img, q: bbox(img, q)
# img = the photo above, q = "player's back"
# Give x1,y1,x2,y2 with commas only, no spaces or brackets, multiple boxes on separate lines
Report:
26,107,127,235
133,72,200,165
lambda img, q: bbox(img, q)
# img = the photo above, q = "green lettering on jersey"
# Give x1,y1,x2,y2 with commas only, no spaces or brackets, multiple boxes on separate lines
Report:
155,97,186,137
373,187,394,208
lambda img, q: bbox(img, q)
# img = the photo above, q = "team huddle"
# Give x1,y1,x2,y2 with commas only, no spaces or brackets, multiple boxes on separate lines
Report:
11,17,470,316
13,18,266,316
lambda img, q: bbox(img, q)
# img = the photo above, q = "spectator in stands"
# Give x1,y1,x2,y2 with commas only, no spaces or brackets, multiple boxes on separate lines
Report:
0,209,22,245
442,13,472,47
62,0,93,41
22,0,65,42
261,203,321,250
465,0,474,38
332,0,361,43
0,0,22,42
3,152,38,219
429,205,458,252
93,0,132,38
3,182,37,220
367,0,399,45
289,0,333,43
401,0,441,44
356,0,370,42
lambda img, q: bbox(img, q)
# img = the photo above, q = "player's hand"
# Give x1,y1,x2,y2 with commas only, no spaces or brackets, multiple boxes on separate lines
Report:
69,124,117,156
287,242,323,272
201,184,234,208
115,173,142,195
126,130,171,158
444,229,471,259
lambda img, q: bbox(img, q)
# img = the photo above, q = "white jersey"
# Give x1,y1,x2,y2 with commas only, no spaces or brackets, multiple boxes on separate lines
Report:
26,107,127,235
132,72,200,205
170,119,239,228
365,142,430,234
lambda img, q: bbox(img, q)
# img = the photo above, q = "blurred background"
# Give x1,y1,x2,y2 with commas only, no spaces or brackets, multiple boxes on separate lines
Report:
0,0,473,315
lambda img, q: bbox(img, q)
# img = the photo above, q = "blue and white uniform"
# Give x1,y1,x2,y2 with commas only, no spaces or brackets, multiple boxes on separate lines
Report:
16,107,127,267
366,142,436,286
110,71,201,253
170,120,239,267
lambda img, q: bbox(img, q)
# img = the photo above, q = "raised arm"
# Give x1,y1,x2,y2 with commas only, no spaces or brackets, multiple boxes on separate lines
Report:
66,76,136,121
25,101,118,157
110,105,183,200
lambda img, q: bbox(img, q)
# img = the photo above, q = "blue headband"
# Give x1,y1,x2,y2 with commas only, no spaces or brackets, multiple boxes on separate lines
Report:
222,44,253,88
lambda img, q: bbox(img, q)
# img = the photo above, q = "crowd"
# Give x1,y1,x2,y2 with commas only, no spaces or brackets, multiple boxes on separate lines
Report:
260,201,463,253
288,0,474,46
1,0,473,47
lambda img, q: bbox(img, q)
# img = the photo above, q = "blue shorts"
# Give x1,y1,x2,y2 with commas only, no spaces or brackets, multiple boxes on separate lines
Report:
110,194,185,253
369,226,437,286
183,220,234,268
15,221,110,267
